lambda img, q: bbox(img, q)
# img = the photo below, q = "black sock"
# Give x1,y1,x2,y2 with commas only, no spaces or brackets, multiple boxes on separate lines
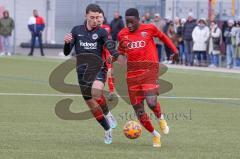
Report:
101,105,109,115
97,117,110,131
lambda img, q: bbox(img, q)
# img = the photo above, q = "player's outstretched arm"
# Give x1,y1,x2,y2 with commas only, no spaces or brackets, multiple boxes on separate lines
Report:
155,29,179,63
101,29,120,60
105,40,120,59
159,33,178,54
153,25,178,54
63,33,74,56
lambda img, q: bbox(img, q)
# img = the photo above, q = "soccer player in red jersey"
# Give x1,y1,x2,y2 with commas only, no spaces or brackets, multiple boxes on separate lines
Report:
99,12,115,101
96,10,117,129
117,8,178,147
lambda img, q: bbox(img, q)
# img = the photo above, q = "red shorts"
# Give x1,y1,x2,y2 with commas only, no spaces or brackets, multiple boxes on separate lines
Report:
126,69,159,105
105,61,113,70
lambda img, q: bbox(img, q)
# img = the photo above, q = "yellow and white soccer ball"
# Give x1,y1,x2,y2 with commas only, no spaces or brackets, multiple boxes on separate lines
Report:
123,121,142,139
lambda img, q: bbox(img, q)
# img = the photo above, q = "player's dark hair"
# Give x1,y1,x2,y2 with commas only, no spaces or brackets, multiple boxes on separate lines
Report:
125,8,139,18
99,8,105,17
99,8,108,24
3,10,9,16
86,4,101,14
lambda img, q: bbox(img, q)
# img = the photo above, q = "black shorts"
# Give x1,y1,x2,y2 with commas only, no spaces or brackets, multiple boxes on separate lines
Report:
77,64,107,99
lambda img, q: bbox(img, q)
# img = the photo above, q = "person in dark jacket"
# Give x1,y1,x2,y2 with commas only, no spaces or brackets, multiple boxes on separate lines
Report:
224,19,234,68
28,9,45,56
163,21,177,64
110,11,124,42
183,12,197,66
176,18,186,64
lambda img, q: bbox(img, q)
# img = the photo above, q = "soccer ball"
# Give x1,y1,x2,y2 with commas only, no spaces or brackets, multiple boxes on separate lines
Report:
123,121,142,139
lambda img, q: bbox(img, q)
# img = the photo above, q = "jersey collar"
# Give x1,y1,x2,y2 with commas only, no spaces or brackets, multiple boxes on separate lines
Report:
84,21,99,32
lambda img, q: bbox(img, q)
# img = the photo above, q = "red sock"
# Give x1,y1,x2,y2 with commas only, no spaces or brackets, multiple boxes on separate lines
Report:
108,77,115,93
139,113,154,133
96,96,109,115
96,96,107,107
90,106,110,131
152,102,161,119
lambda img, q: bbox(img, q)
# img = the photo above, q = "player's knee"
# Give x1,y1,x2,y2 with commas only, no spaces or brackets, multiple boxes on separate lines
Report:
92,81,104,99
146,97,157,109
107,71,111,77
146,100,157,109
91,90,102,100
108,70,114,77
133,103,145,118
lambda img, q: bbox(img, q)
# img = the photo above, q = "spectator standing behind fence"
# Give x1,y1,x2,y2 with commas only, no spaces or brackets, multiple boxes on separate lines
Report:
233,21,240,68
163,20,175,64
221,21,228,44
231,21,238,67
176,18,186,64
208,20,222,67
0,10,14,56
152,13,164,62
141,15,146,23
183,12,197,66
174,17,180,33
110,11,124,42
192,18,209,67
144,12,152,24
167,22,178,48
224,19,234,69
28,9,45,56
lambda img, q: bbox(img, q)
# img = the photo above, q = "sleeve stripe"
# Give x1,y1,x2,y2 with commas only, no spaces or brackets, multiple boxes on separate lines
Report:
28,16,36,25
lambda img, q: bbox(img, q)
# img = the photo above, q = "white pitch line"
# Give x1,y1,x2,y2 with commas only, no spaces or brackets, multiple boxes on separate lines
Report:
158,96,240,101
0,92,240,101
0,93,78,97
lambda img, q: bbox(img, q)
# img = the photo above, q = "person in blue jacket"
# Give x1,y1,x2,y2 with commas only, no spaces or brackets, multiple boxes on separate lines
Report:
28,9,45,56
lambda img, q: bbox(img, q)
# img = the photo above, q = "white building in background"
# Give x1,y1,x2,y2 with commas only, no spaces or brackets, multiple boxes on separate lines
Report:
0,0,239,50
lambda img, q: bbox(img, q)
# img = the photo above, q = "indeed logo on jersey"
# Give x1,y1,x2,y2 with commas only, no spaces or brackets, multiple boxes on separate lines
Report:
127,40,146,49
79,40,97,50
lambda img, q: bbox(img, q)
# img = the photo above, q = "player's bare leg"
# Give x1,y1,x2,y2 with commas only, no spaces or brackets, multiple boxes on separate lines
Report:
92,80,117,129
145,94,169,135
132,100,161,147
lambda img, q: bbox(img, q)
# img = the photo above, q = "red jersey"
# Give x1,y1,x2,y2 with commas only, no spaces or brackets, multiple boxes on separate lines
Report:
118,23,177,64
118,24,178,105
101,24,111,36
101,24,112,68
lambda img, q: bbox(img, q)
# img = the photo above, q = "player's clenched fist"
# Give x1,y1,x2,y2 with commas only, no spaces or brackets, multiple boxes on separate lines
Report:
64,33,73,44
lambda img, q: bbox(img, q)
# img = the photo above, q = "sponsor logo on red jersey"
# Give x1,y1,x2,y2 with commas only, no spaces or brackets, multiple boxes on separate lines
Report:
127,40,146,49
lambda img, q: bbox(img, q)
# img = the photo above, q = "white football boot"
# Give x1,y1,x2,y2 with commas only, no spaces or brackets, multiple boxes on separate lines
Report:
105,112,118,129
104,128,112,144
